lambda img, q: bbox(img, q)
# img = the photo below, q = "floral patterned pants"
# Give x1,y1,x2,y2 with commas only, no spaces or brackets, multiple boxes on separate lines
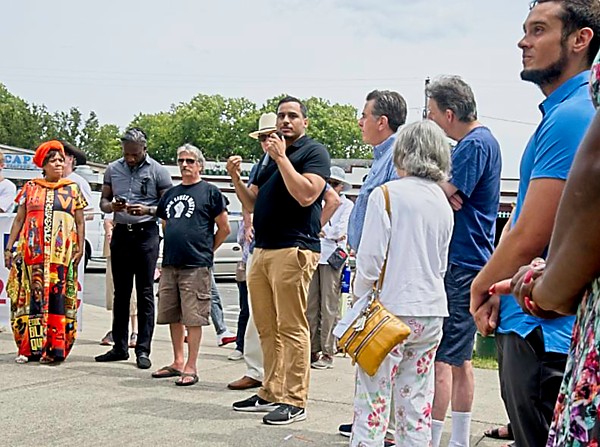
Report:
351,316,443,447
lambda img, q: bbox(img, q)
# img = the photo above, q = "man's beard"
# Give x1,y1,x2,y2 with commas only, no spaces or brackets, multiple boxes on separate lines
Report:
520,44,568,88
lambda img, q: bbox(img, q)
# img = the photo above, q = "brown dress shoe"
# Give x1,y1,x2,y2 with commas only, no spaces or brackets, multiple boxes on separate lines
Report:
227,376,262,390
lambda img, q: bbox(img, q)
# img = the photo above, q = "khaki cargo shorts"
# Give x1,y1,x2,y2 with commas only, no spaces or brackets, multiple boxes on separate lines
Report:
157,266,211,327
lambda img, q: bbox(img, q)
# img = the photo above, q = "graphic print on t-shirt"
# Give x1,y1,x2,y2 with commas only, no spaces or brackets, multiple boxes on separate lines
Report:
165,194,196,219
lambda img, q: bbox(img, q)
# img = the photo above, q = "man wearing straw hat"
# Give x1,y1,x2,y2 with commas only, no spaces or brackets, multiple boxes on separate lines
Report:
307,165,353,370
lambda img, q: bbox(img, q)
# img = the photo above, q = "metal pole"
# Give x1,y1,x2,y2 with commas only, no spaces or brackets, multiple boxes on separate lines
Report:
423,77,430,120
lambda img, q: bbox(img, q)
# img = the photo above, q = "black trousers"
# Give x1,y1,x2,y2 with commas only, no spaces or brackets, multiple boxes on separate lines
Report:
110,223,160,356
496,327,567,447
235,280,249,352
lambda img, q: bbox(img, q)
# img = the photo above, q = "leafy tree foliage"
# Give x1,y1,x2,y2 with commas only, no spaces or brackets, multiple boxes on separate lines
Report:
0,83,371,164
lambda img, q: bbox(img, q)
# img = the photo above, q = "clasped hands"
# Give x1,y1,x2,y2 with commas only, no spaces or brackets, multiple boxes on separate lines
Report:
471,257,560,336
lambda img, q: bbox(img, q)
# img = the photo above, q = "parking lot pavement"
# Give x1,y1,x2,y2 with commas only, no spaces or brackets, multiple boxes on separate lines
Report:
0,276,509,446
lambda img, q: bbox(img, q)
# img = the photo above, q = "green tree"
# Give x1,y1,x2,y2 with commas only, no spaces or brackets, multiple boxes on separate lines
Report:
0,84,43,149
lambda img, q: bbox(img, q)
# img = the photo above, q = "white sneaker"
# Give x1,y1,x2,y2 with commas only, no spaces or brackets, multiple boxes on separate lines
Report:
228,349,244,361
217,330,237,347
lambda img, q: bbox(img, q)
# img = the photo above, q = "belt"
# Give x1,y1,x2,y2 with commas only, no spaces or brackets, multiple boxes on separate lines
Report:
115,221,157,232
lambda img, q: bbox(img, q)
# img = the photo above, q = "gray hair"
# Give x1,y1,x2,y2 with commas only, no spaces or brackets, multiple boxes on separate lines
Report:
365,90,407,132
177,144,205,165
426,76,477,123
393,121,451,182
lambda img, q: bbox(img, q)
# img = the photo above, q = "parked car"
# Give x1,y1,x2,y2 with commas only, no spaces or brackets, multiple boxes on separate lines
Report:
84,191,106,269
155,215,242,280
213,215,242,279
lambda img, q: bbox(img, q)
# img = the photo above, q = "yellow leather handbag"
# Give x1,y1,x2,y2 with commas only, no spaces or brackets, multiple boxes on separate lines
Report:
338,185,411,376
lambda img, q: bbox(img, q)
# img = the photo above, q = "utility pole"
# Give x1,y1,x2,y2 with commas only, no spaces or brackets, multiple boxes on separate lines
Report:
422,77,430,120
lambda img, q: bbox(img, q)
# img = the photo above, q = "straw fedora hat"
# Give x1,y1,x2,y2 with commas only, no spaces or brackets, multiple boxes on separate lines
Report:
249,112,277,139
329,166,352,192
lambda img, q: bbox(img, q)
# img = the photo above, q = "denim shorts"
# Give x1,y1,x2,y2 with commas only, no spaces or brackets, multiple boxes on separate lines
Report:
436,264,479,366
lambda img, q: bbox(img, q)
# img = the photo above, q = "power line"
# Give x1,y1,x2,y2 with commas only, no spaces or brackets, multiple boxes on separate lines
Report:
480,115,537,126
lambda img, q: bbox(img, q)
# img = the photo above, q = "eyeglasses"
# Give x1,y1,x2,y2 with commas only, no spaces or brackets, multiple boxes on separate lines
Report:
177,158,197,165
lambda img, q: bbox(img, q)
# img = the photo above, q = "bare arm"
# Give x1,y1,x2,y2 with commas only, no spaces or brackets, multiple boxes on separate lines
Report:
470,178,565,333
266,134,326,207
226,156,258,212
73,208,85,267
242,207,253,243
213,211,230,251
320,187,340,227
100,184,124,214
4,204,26,269
531,113,600,313
440,181,463,211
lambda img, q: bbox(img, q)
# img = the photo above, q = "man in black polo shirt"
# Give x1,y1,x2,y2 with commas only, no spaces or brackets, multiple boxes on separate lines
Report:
227,97,330,425
95,128,172,369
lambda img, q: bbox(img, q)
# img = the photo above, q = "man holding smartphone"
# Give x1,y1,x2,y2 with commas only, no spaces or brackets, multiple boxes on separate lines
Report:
95,128,172,369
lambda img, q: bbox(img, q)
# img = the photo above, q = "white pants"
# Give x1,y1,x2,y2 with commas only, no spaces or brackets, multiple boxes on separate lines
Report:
351,316,443,447
242,253,264,382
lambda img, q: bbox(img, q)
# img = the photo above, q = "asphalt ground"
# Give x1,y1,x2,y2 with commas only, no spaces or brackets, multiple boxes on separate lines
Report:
0,272,509,447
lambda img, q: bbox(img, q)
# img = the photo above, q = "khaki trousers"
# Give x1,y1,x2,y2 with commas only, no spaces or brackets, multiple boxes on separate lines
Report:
242,253,264,382
307,263,342,356
248,247,319,408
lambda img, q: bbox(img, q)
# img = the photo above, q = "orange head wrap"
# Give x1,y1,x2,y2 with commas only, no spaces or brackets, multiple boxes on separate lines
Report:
33,140,65,168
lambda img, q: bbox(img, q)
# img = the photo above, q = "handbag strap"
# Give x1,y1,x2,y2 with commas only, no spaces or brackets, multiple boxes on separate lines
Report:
375,184,392,295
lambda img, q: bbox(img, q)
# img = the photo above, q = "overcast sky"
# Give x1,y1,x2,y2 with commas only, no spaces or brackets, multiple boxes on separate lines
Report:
2,0,549,177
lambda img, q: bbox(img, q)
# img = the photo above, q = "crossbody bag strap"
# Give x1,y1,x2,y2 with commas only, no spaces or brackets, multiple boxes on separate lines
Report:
375,184,392,295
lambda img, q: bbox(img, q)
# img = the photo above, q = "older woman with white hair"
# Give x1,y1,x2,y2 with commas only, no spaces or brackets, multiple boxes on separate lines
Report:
348,120,454,447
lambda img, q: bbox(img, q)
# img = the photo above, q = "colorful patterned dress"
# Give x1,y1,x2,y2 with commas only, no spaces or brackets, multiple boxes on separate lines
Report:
545,54,600,446
7,179,87,362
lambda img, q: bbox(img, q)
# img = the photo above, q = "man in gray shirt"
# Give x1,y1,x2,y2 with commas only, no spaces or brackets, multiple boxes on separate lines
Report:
95,128,172,369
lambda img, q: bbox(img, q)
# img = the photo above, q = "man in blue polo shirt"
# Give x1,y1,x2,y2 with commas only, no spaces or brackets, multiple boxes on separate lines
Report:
470,1,600,446
427,76,502,447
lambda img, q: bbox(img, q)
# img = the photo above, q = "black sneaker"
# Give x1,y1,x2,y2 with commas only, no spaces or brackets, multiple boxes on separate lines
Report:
232,394,278,413
338,423,352,437
95,349,129,362
262,404,306,425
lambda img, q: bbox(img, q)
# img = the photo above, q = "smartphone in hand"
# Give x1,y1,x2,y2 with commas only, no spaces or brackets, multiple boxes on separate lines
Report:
114,195,127,205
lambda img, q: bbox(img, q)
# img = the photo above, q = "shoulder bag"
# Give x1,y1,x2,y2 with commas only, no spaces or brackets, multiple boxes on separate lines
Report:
337,184,411,376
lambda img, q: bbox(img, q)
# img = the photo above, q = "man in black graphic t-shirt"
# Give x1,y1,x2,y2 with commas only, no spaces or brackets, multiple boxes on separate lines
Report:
144,143,229,386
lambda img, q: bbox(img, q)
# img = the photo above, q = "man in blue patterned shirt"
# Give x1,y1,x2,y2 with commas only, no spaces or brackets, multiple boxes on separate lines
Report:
347,90,407,252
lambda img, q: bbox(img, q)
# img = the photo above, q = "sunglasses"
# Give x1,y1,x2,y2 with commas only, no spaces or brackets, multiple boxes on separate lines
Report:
177,158,197,165
328,180,342,187
258,134,270,142
140,177,149,195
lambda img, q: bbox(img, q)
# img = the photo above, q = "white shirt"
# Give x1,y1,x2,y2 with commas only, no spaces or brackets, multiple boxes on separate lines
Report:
319,194,354,264
0,178,16,212
353,177,453,317
67,171,93,211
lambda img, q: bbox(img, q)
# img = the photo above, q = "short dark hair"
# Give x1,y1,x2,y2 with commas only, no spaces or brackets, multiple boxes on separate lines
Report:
426,76,478,123
277,96,308,118
365,90,407,132
120,127,148,146
532,0,600,65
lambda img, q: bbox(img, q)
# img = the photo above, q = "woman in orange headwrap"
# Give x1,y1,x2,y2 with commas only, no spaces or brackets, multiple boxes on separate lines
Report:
4,140,87,364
